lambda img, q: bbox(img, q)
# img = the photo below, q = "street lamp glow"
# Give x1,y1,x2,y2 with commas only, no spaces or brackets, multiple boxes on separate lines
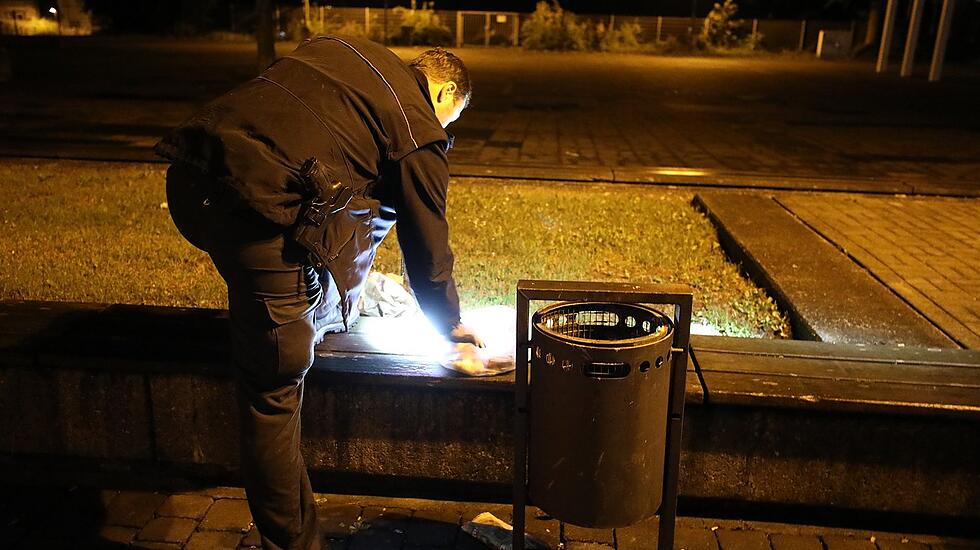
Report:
49,7,58,15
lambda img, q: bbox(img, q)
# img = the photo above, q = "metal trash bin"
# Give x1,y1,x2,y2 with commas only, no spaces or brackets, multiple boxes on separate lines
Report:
527,301,675,528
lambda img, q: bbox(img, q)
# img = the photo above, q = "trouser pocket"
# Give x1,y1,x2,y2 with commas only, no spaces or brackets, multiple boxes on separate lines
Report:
263,294,319,380
230,291,320,390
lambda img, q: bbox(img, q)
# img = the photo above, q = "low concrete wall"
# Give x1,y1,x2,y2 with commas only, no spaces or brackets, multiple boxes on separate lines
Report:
1,301,979,520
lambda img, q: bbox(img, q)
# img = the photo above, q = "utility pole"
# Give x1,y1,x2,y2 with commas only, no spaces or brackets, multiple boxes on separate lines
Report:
928,0,956,82
876,0,898,72
900,0,925,77
49,6,62,36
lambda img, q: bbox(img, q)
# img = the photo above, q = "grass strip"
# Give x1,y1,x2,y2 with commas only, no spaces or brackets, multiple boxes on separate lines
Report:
0,159,789,337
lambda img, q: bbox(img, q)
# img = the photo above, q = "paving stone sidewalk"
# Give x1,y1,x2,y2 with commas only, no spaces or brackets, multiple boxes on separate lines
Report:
777,194,980,348
3,40,979,188
3,484,978,550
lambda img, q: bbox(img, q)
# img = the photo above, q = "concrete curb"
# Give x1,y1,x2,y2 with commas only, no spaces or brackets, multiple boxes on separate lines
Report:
2,154,977,197
450,163,980,198
1,301,979,521
692,192,956,347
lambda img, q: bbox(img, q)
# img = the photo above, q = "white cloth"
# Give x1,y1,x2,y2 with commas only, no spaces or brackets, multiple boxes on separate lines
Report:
358,272,516,376
358,272,419,318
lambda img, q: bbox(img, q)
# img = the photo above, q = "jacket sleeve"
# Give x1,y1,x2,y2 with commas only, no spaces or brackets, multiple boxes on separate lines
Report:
392,143,462,335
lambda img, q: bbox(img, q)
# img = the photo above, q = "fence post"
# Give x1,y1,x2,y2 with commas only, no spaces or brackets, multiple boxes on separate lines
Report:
752,18,758,40
456,11,463,48
656,16,662,42
484,12,491,47
364,7,370,37
797,19,807,51
513,13,520,46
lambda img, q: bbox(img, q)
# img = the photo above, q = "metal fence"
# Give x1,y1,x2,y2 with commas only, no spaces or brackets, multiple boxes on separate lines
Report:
289,8,863,53
53,4,850,54
0,1,862,51
456,11,520,47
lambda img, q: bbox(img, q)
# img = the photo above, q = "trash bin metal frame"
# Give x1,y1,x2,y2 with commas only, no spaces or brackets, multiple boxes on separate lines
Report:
513,280,693,550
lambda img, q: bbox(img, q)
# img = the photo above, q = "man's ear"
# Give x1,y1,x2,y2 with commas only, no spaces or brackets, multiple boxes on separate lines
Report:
438,81,458,103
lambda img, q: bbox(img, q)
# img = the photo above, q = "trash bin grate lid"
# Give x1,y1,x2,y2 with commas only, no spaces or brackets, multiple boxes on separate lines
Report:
534,302,671,345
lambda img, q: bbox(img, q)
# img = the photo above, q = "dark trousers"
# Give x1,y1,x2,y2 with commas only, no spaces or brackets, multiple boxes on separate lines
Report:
166,162,322,550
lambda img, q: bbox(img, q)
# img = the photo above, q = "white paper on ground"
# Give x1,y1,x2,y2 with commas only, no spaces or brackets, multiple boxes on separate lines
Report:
460,512,551,550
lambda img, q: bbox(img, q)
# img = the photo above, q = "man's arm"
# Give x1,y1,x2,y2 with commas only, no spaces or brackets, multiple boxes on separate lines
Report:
392,143,462,336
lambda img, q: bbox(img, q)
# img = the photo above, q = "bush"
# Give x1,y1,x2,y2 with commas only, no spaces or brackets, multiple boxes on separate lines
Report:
743,31,765,51
296,1,371,40
21,18,60,35
699,0,760,51
305,12,368,39
334,19,369,38
521,1,588,51
648,35,694,55
391,1,453,46
596,19,644,53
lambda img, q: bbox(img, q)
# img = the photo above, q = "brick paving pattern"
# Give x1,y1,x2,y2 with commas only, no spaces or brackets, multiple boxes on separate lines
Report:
778,195,980,348
3,485,978,549
3,43,979,185
450,100,980,183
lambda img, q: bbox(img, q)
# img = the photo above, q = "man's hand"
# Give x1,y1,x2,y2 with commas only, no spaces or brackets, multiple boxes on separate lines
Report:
449,324,485,348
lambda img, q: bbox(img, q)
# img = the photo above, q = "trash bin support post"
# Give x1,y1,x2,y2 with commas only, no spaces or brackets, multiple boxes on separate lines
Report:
513,284,531,550
514,280,693,550
659,291,692,550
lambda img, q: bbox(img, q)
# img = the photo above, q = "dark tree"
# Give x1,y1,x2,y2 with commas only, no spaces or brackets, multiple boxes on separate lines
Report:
256,0,276,74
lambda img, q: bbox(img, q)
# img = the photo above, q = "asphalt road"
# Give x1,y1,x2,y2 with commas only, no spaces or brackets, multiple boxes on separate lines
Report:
2,36,979,187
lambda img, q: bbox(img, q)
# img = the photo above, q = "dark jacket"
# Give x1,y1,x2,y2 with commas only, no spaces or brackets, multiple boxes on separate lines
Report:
156,35,461,334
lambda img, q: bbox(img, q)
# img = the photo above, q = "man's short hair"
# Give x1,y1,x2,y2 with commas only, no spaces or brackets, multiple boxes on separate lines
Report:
410,48,472,108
